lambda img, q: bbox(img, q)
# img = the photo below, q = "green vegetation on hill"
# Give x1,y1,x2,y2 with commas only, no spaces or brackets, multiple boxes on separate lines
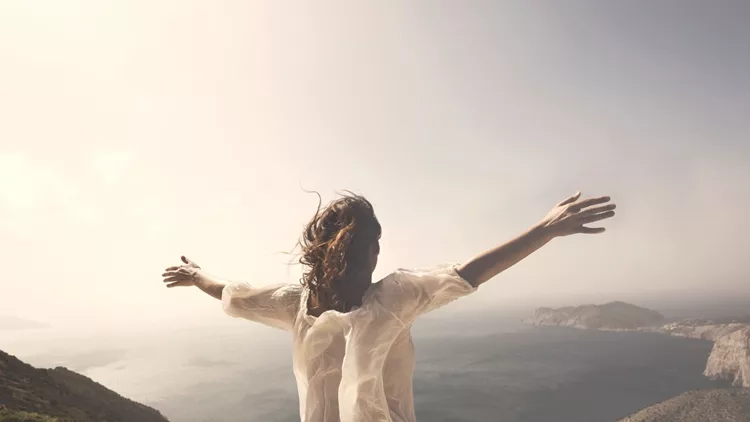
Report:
0,407,59,422
0,350,168,422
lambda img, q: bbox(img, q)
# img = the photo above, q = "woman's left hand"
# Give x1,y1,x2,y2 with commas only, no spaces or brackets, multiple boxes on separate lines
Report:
539,192,616,237
162,256,203,288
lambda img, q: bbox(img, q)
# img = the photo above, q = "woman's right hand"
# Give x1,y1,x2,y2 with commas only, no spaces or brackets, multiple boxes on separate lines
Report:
162,256,202,288
538,192,616,237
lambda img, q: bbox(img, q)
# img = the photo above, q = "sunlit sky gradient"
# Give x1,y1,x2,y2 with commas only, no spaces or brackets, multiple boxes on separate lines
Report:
1,1,748,332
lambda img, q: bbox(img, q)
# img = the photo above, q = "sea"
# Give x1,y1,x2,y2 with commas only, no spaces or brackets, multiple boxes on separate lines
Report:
1,297,742,422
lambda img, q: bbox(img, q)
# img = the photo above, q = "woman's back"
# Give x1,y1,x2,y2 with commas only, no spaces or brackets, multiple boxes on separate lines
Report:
223,266,478,422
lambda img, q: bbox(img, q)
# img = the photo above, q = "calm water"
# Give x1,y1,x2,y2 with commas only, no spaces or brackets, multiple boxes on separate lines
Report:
1,309,730,422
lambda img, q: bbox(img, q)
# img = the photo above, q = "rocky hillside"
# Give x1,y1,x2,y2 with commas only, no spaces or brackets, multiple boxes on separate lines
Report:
0,349,168,422
654,315,750,341
648,318,750,387
617,388,750,422
527,304,750,388
526,301,665,330
704,327,750,387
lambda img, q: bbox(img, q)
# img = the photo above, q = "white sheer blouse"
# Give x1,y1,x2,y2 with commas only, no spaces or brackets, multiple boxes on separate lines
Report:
222,264,477,422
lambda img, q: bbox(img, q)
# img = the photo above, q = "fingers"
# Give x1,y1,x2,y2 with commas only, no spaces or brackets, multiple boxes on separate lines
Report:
166,280,192,288
164,255,198,275
180,255,200,269
579,226,606,234
579,210,615,224
163,257,197,288
570,196,610,211
162,267,190,277
579,203,616,216
558,192,582,206
556,193,614,235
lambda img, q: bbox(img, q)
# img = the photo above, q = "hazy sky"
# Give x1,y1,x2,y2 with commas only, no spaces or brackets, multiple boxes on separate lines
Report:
1,1,748,332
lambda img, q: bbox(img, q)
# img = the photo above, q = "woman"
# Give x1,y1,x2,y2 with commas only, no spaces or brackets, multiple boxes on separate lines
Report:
162,191,615,422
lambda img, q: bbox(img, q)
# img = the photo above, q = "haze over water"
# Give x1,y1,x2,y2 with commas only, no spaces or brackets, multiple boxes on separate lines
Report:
2,299,735,422
2,1,749,421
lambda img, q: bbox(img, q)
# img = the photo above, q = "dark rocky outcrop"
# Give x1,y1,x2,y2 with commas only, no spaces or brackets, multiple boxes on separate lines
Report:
0,349,168,422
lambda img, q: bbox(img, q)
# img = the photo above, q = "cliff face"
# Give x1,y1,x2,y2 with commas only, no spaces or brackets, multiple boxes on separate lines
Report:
704,327,750,387
648,319,750,387
527,304,750,388
0,349,168,422
527,301,665,330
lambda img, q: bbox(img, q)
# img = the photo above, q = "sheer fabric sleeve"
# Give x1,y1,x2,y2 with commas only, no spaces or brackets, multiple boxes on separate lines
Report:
222,282,302,332
382,264,477,323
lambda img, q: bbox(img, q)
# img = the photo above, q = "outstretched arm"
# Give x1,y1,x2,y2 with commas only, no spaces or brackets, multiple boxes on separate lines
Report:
161,256,301,331
456,192,616,288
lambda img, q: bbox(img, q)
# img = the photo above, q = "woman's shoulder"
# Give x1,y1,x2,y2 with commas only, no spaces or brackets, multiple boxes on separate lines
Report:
254,282,304,303
380,264,462,283
372,264,466,296
277,282,305,295
368,270,417,301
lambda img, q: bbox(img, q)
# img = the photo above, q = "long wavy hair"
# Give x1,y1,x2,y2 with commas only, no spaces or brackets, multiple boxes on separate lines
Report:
298,192,381,312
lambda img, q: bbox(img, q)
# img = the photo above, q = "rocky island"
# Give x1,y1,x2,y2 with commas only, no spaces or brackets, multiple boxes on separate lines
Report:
0,349,169,422
525,301,666,330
